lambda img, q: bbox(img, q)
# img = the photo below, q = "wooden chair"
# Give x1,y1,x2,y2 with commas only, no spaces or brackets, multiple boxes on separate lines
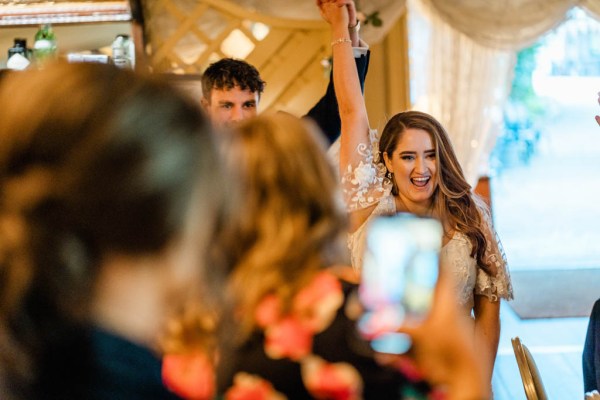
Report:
511,336,548,400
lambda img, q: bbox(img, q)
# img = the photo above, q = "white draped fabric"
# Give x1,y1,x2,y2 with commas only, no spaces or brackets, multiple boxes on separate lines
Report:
421,0,600,51
408,0,599,184
229,0,407,44
408,0,516,185
421,0,579,50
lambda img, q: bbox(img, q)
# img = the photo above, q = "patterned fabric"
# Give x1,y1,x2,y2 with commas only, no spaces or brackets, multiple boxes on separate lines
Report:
339,129,391,212
163,271,431,399
442,231,513,309
347,193,395,269
219,272,430,399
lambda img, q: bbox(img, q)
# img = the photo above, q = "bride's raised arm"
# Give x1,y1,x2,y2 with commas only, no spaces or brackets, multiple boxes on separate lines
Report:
319,0,388,230
320,1,369,168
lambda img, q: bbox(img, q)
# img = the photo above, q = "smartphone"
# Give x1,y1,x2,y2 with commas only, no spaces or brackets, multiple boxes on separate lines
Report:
357,213,442,354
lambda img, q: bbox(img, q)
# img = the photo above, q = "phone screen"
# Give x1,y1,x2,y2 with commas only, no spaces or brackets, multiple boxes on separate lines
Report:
357,213,442,354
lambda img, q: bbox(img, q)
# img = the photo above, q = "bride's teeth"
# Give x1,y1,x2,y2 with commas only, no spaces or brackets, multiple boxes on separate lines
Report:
411,177,430,186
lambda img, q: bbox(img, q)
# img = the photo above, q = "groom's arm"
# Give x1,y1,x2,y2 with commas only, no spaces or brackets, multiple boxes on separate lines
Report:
304,46,370,145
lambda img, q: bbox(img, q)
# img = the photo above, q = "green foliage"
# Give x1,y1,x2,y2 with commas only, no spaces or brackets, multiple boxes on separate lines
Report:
364,11,383,27
354,0,383,27
510,44,546,121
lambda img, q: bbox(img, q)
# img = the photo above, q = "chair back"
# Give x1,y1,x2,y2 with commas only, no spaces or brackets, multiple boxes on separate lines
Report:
511,336,548,400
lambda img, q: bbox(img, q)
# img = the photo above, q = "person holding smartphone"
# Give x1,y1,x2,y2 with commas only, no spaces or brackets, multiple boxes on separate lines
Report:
319,0,513,393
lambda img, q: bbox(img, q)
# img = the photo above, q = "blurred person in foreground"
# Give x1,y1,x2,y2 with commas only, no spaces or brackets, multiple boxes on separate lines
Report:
0,61,226,400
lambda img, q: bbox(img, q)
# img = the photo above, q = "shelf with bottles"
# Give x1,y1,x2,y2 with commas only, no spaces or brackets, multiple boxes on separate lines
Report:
1,23,136,70
0,1,132,27
0,1,146,71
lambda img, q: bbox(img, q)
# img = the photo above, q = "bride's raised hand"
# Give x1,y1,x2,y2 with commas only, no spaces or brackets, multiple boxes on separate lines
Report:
317,0,350,28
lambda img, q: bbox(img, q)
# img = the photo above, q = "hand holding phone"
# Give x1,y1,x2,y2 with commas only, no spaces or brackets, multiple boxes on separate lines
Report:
357,213,442,354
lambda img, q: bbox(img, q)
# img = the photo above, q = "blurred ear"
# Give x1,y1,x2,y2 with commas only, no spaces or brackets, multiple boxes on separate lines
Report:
201,97,210,111
382,152,393,172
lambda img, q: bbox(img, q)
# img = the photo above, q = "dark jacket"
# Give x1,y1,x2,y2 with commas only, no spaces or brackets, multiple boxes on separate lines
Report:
305,51,371,145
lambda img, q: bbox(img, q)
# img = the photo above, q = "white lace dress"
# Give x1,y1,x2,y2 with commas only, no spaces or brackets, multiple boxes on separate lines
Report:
331,130,513,310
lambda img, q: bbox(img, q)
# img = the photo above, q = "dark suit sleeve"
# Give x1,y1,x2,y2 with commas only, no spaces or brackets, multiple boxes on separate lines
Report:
583,298,600,393
304,50,370,145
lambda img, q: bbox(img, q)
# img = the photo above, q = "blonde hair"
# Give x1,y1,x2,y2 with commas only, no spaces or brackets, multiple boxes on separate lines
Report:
379,111,496,276
217,112,348,340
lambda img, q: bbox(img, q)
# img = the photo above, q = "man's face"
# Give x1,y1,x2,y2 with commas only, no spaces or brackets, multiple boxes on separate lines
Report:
202,86,260,128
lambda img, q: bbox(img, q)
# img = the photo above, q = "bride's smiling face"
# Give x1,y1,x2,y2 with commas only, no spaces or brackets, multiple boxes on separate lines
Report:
383,128,438,211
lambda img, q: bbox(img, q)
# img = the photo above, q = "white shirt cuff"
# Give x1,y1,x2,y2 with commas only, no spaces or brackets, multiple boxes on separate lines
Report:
353,39,369,57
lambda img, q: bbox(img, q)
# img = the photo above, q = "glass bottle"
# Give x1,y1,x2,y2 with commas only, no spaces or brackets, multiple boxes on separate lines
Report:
33,24,58,66
111,34,134,69
7,38,28,60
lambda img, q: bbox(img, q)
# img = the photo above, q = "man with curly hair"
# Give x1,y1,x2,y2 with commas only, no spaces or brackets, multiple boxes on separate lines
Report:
201,58,266,129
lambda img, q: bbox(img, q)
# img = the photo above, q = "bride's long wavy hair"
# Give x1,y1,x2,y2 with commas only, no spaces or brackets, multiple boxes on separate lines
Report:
379,110,496,276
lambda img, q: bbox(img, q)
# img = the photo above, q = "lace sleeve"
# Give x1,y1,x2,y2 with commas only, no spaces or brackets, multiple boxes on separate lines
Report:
340,129,391,212
475,204,514,302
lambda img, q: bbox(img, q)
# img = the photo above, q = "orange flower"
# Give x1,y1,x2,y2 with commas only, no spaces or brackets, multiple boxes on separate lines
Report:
224,372,287,400
162,351,215,400
264,316,313,360
255,294,282,328
293,271,344,333
301,355,363,400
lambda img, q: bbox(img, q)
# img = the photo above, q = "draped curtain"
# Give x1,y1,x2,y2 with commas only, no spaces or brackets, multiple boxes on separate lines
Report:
228,0,406,44
411,0,600,185
422,0,600,50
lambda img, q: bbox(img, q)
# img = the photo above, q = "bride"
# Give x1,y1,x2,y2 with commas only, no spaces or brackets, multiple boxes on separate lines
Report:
319,0,513,392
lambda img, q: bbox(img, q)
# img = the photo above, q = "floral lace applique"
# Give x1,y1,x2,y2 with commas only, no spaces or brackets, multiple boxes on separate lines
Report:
341,129,391,212
347,194,395,270
475,209,514,302
441,233,477,308
443,227,513,309
475,232,514,302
